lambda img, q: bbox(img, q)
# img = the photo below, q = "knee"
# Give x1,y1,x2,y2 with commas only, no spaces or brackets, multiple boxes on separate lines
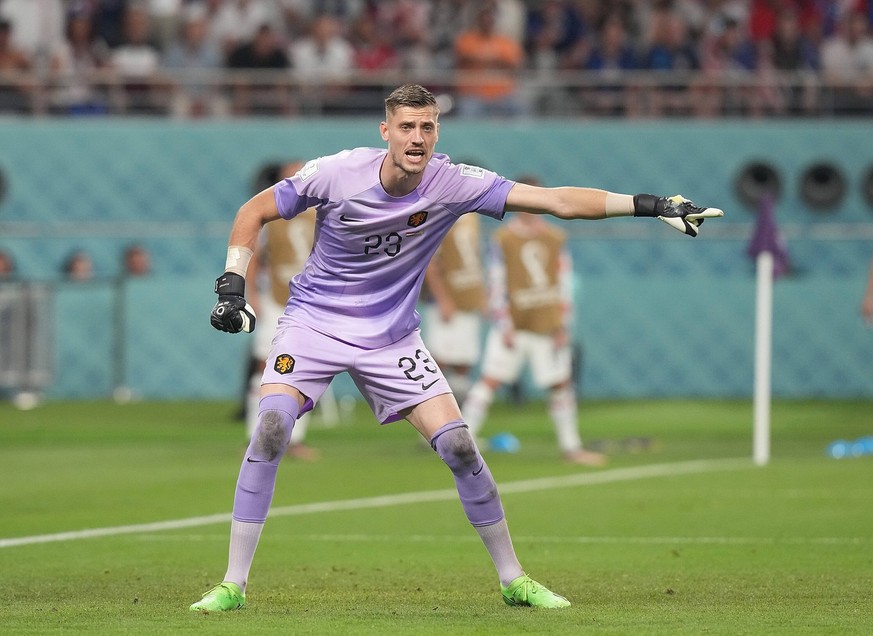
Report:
253,409,292,461
433,425,479,471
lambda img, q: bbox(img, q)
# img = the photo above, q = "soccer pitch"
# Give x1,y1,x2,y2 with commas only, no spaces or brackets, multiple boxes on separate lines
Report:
1,399,871,635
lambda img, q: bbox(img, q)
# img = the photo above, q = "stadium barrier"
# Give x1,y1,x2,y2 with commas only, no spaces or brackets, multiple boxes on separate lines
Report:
0,69,872,118
0,119,871,401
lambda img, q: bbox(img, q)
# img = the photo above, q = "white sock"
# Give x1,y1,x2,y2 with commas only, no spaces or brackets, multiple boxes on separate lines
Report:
548,386,582,453
475,519,525,587
461,381,495,438
223,519,264,592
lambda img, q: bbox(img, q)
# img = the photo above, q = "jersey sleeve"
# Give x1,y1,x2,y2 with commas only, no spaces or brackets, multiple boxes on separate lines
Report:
273,151,350,219
432,160,515,221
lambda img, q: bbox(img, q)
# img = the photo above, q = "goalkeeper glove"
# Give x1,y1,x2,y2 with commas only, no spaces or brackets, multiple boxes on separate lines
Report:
633,194,724,237
211,272,256,333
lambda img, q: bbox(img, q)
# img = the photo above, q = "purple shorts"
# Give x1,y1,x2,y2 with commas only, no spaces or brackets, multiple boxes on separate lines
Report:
260,319,452,423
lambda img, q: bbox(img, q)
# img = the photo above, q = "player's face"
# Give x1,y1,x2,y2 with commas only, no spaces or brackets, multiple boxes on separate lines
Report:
380,106,440,177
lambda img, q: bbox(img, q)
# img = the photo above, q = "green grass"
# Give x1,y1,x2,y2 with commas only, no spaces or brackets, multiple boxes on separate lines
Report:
1,398,871,634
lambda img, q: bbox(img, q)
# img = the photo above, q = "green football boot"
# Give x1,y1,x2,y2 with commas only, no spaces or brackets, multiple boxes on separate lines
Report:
501,575,571,608
189,581,245,612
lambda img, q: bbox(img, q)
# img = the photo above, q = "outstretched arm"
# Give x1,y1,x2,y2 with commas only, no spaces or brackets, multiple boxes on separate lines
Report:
504,183,724,237
504,183,611,220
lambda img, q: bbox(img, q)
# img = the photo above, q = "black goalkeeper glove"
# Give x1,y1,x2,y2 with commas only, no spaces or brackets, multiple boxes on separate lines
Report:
633,194,724,237
210,272,256,333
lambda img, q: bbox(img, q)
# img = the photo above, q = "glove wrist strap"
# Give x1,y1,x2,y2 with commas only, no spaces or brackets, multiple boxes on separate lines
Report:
215,271,245,296
632,194,664,217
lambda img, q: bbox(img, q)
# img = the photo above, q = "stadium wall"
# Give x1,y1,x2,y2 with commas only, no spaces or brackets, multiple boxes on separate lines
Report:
1,120,871,401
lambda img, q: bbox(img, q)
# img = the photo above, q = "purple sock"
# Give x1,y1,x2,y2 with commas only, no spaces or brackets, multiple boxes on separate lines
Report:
232,393,299,523
430,420,505,527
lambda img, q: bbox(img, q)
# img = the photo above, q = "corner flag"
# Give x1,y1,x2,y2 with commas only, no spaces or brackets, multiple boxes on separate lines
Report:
747,193,790,277
747,194,788,467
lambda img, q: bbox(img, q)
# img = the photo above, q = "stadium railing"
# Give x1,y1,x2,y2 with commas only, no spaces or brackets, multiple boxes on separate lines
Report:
0,69,871,118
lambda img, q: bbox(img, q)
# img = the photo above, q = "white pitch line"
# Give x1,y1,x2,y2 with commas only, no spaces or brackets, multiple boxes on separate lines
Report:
135,534,872,547
0,457,749,549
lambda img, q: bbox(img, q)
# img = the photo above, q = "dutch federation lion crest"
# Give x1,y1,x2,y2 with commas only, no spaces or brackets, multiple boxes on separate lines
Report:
407,211,429,227
274,354,295,375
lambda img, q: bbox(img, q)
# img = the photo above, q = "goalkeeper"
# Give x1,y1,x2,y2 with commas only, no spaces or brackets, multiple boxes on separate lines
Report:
194,83,723,613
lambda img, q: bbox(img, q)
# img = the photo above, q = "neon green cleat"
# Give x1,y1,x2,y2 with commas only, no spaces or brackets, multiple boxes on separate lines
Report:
189,582,245,612
501,575,571,608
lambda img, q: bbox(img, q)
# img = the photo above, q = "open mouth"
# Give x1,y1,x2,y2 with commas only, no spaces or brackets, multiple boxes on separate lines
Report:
406,149,425,161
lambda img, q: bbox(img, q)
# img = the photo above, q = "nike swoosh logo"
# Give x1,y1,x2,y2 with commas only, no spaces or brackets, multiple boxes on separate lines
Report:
246,457,267,463
472,463,484,476
339,214,362,223
421,379,439,390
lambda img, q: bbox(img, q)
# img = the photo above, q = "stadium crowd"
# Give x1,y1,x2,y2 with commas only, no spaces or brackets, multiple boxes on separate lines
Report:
0,0,871,117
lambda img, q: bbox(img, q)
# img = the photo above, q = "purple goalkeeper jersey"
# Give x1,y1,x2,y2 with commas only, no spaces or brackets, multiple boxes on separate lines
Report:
272,147,514,349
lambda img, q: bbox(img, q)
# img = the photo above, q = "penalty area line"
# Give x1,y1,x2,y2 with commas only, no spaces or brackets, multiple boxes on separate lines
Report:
0,457,749,549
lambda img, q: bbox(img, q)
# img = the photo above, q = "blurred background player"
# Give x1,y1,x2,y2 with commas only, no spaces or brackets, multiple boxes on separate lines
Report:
61,249,95,282
122,243,151,277
423,169,486,403
862,255,873,326
242,160,326,460
461,175,606,467
0,249,15,279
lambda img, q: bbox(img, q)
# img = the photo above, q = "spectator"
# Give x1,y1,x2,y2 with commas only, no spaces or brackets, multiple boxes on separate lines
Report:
490,0,527,45
0,18,33,114
641,6,700,116
163,4,227,118
349,12,399,109
90,0,129,49
771,8,820,72
122,244,151,277
748,0,781,43
386,0,439,74
454,2,527,118
820,10,873,115
428,0,468,70
695,16,757,117
524,0,585,116
147,0,184,53
289,14,355,113
351,13,398,73
0,0,65,68
62,250,95,282
764,8,820,115
110,4,166,115
581,14,639,117
49,9,111,115
0,249,15,279
210,0,280,58
525,0,590,59
226,23,291,115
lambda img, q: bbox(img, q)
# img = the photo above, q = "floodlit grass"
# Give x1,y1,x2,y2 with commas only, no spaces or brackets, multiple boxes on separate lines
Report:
1,398,871,634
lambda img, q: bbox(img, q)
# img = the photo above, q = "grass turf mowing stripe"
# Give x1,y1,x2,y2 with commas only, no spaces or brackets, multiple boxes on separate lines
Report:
0,457,749,549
